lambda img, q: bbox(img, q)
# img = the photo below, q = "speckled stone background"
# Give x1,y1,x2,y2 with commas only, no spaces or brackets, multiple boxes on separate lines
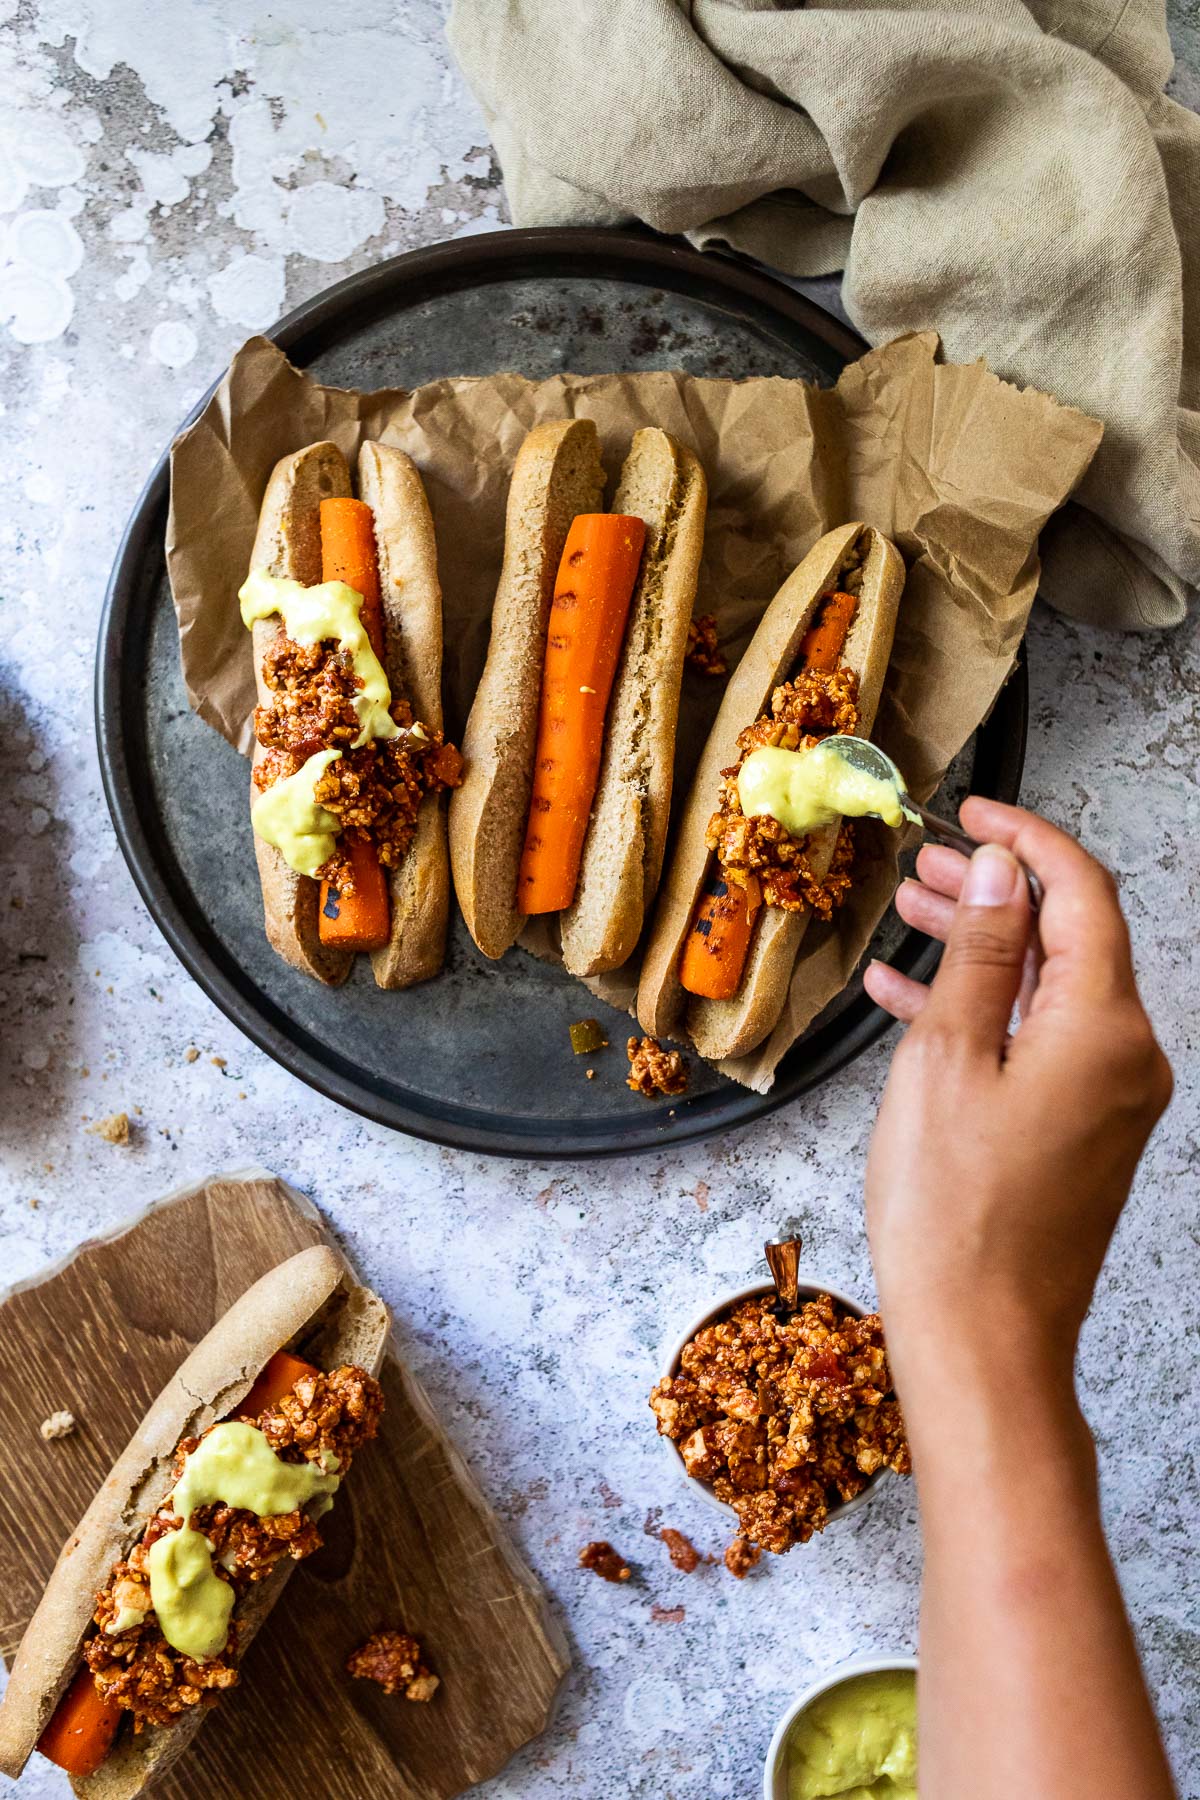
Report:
2,5,1198,1797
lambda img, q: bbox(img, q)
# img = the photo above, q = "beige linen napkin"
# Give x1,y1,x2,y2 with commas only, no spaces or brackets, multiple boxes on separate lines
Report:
448,0,1200,632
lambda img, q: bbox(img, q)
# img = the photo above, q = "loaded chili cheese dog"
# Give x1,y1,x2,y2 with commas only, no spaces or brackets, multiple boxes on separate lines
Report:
638,523,904,1061
241,440,462,988
449,419,707,977
0,1248,387,1797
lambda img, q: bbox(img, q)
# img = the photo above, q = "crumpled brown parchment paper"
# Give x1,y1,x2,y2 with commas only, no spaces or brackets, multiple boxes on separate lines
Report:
167,331,1101,1091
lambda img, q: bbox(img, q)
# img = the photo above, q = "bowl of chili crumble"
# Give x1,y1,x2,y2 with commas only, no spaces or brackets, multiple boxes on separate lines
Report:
650,1282,911,1569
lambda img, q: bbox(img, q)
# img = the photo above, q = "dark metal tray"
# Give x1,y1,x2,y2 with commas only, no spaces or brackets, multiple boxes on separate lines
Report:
96,228,1026,1159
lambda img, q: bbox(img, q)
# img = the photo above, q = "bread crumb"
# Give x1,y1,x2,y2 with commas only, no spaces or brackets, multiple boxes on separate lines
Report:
40,1410,76,1441
211,1056,226,1069
29,1197,39,1210
184,1046,200,1063
586,1068,595,1080
90,1112,130,1146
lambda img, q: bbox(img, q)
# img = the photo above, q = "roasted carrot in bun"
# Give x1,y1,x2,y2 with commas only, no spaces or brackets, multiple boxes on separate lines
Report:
35,1670,122,1780
241,441,462,989
517,511,647,917
638,523,904,1063
0,1250,388,1797
676,585,861,1005
450,420,707,980
315,496,392,953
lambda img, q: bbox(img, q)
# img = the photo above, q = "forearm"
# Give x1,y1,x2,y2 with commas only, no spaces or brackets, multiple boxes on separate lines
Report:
893,1319,1176,1800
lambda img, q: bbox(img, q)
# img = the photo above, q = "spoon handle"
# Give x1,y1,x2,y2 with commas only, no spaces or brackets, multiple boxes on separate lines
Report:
912,803,1043,910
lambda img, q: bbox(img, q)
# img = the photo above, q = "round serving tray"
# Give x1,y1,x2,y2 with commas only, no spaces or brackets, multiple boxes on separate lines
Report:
96,227,1027,1159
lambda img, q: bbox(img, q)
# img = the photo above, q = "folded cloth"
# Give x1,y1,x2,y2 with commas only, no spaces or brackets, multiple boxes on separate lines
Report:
448,0,1200,630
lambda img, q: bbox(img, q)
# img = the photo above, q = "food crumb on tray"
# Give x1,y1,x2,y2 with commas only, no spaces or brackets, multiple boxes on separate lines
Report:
626,1036,688,1097
346,1629,439,1701
569,1018,608,1056
579,1540,631,1583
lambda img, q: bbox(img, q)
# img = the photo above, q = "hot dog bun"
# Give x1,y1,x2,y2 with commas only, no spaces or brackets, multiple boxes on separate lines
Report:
637,523,904,1059
449,420,707,973
558,430,706,977
246,440,450,989
449,419,607,960
0,1248,389,1795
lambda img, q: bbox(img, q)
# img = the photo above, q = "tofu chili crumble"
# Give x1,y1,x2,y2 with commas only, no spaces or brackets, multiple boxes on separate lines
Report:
252,639,462,898
649,1293,910,1565
82,1364,384,1730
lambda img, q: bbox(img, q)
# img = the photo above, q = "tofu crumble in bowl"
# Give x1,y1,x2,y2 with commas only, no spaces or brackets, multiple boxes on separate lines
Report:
763,1655,918,1800
650,1280,911,1576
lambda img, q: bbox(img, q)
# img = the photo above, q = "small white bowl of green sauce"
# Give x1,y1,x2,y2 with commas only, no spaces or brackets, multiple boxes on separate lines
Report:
763,1656,918,1800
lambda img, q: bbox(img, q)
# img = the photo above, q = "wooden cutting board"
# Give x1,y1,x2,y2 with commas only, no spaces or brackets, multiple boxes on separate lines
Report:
0,1171,569,1798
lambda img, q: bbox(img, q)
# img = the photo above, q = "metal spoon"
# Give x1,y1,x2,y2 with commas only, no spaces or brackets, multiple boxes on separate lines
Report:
819,735,1042,908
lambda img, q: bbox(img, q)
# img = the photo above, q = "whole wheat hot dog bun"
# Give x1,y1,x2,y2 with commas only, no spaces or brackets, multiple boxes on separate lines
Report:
558,429,706,977
449,419,607,960
637,524,904,1059
449,420,706,971
246,439,450,989
0,1248,389,1796
356,441,451,990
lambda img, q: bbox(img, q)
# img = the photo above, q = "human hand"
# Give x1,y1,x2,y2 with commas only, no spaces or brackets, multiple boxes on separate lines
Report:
863,798,1172,1376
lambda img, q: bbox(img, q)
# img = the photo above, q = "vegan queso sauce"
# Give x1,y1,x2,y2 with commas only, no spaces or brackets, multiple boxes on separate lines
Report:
239,569,397,877
786,1668,917,1800
147,1422,339,1660
738,738,912,837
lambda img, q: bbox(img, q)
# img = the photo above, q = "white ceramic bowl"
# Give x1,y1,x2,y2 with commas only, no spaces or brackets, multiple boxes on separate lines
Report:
762,1653,919,1800
657,1278,888,1526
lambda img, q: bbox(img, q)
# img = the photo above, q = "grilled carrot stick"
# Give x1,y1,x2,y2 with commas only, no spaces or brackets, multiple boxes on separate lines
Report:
679,590,858,1000
37,1666,122,1778
798,588,856,674
232,1349,319,1421
517,512,647,916
321,497,384,653
678,873,762,1000
317,497,390,953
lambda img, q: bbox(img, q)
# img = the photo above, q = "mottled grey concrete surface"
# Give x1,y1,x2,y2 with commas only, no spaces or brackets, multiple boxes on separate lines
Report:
2,5,1198,1796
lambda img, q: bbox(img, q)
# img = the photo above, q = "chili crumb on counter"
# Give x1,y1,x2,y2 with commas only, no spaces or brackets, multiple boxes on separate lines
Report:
685,613,727,677
347,1630,439,1701
579,1541,631,1583
626,1035,688,1098
660,1527,704,1573
724,1535,762,1580
649,1293,910,1563
83,1364,384,1732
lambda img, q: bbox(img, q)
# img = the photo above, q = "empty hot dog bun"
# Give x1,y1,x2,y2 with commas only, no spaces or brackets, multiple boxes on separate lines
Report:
637,523,904,1061
449,419,706,973
246,439,452,991
0,1248,389,1796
